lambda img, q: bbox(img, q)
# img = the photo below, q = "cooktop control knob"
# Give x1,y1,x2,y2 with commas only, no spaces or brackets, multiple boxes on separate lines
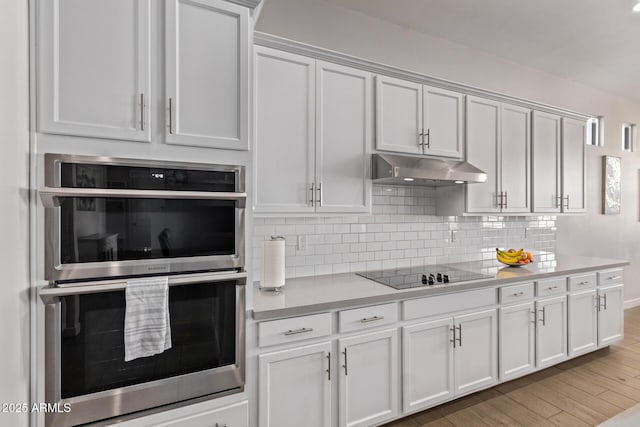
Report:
443,274,450,283
421,274,428,285
437,273,443,282
428,277,434,286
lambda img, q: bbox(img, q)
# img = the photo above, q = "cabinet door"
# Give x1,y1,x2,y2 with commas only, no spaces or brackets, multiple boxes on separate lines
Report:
453,309,498,396
339,329,399,427
501,104,531,213
165,0,249,149
532,111,562,212
259,342,331,427
402,318,454,413
562,118,587,213
423,86,464,158
375,75,423,155
536,296,568,368
37,0,151,141
253,47,316,214
465,96,500,213
568,290,598,357
598,284,624,346
499,302,535,381
316,61,372,214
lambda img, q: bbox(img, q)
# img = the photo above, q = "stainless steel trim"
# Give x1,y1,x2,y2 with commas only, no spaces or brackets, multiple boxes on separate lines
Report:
42,154,246,282
140,93,144,131
283,327,314,336
39,187,247,208
326,352,331,381
43,274,246,427
360,315,384,323
168,97,173,134
342,348,348,376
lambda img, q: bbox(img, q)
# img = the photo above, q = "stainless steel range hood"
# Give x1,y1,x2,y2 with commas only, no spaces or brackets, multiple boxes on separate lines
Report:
372,153,487,186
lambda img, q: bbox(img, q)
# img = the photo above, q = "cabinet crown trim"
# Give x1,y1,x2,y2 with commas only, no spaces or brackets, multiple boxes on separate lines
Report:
254,32,591,121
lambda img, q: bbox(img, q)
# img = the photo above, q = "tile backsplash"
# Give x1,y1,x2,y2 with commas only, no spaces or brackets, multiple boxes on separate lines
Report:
253,185,556,281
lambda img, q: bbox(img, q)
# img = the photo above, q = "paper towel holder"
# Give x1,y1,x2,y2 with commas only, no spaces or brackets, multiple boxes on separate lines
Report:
259,236,286,293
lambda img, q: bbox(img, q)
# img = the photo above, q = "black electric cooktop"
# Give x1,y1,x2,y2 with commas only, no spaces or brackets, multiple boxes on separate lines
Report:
357,265,492,290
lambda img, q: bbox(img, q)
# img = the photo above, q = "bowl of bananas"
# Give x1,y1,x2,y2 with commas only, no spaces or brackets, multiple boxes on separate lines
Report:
496,248,533,267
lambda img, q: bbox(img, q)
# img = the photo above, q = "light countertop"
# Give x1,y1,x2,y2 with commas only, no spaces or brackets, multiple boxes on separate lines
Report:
252,254,629,320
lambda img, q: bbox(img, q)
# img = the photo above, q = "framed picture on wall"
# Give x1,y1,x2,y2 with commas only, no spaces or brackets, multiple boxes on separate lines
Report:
603,155,621,215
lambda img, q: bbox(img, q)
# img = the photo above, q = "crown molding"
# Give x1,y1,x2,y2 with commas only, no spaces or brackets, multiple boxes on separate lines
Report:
254,31,592,121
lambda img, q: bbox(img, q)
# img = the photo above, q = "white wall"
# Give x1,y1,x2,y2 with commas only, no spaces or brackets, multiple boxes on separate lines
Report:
256,0,640,301
0,0,31,425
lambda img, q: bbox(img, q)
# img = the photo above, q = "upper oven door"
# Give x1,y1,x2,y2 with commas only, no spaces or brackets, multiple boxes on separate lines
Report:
39,154,246,282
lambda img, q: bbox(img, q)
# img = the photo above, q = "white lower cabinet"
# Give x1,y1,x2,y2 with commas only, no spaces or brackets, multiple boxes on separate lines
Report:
499,302,535,380
535,295,568,368
339,329,399,427
568,290,598,357
258,342,332,427
402,309,497,414
124,401,248,427
598,284,624,346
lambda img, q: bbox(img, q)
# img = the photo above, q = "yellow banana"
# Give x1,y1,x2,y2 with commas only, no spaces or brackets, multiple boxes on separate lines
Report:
496,248,523,258
497,253,518,264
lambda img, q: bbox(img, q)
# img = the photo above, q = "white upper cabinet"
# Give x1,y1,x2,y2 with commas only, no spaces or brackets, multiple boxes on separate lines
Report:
38,0,151,142
501,104,531,213
466,97,501,213
376,76,463,158
532,111,562,212
423,86,464,158
254,47,316,214
375,76,423,155
465,97,530,214
254,48,372,215
165,0,249,149
315,61,372,214
561,118,587,213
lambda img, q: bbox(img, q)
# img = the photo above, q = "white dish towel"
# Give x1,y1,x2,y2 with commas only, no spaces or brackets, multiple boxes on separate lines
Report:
124,276,172,362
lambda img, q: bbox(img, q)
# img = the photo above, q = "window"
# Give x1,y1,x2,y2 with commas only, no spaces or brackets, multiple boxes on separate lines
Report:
622,123,636,152
586,117,603,146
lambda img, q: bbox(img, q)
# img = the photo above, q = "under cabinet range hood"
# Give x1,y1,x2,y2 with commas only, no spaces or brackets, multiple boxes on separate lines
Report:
372,153,487,186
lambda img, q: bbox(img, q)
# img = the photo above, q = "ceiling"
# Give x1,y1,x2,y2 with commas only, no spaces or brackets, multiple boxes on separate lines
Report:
322,0,640,102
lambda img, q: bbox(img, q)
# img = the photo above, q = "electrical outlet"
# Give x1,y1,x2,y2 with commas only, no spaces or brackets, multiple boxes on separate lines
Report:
297,235,307,251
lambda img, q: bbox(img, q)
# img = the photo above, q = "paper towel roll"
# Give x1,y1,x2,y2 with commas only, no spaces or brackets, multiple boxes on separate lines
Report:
261,237,285,289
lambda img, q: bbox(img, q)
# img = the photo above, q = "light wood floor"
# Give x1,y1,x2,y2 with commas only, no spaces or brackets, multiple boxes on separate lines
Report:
384,306,640,427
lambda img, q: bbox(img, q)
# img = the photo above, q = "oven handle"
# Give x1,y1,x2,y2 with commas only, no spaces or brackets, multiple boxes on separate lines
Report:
38,187,247,208
39,271,247,304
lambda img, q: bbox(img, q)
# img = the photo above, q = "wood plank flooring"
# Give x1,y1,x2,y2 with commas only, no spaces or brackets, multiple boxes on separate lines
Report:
384,306,640,427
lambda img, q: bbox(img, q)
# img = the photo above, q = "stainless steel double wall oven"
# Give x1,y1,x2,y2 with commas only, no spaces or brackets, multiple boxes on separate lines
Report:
39,154,247,427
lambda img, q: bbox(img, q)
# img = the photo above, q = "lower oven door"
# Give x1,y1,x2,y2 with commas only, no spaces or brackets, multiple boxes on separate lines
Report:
39,271,246,427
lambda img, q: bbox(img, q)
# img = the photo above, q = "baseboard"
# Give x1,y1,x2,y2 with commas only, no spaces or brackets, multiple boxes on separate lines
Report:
624,297,640,310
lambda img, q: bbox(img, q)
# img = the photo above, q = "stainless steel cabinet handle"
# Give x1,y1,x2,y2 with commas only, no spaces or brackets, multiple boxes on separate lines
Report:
450,326,456,348
284,327,314,336
342,348,348,376
497,192,505,208
595,295,600,311
418,129,425,147
608,276,622,280
360,315,384,323
604,294,608,310
564,195,570,209
578,281,589,286
513,291,526,297
547,286,559,291
425,128,431,149
316,182,322,206
309,183,315,207
215,423,226,427
539,308,546,326
530,309,537,324
168,97,174,134
504,191,508,209
326,352,331,381
140,93,145,131
456,324,462,347
555,195,562,208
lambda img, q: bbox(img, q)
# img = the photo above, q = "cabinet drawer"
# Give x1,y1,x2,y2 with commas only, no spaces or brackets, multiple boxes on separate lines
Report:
598,269,624,286
568,273,597,291
155,400,248,427
258,313,331,348
339,302,398,333
403,288,496,321
536,277,566,297
500,282,535,304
